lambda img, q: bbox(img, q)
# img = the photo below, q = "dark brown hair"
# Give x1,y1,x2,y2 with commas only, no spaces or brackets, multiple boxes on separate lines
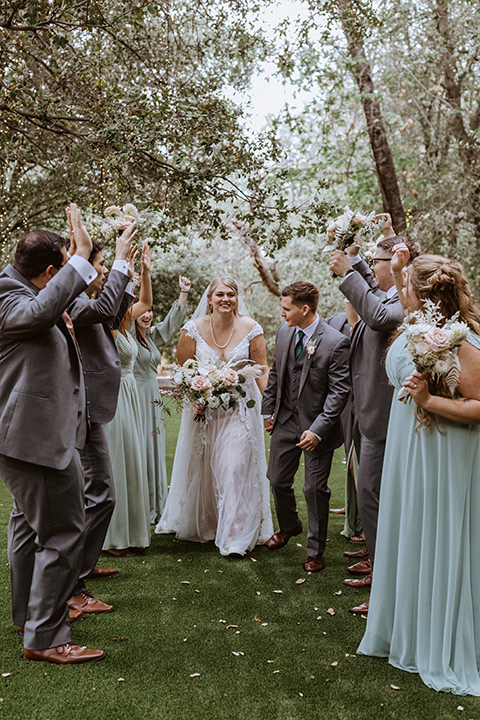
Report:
281,281,319,312
377,235,421,262
14,229,68,279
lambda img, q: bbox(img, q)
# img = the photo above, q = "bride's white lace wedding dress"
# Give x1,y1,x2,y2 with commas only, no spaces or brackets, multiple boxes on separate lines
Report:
155,319,273,556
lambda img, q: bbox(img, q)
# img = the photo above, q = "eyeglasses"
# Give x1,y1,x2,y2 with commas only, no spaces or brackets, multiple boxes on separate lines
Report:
371,258,392,266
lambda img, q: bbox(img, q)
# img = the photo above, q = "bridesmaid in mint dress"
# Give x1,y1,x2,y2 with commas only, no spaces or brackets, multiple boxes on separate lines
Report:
133,276,191,523
103,243,153,555
358,251,480,695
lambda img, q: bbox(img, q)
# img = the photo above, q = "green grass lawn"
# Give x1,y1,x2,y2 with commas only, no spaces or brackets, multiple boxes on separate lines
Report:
0,411,479,719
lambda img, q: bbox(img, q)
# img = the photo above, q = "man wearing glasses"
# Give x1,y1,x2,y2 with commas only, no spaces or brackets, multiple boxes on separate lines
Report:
329,221,419,615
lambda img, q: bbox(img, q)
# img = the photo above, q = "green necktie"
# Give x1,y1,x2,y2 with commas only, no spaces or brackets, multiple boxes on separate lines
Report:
295,330,305,360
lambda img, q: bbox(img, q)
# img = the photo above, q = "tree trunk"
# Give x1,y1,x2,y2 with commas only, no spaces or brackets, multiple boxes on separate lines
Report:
337,1,406,233
228,219,281,296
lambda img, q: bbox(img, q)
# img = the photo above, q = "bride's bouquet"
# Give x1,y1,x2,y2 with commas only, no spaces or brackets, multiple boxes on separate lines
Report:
398,300,469,426
323,206,378,253
167,355,263,422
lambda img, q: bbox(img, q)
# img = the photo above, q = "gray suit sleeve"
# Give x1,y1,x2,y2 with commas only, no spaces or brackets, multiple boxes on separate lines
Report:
309,335,350,439
151,301,188,348
68,269,130,327
261,327,282,416
0,265,87,338
340,272,404,332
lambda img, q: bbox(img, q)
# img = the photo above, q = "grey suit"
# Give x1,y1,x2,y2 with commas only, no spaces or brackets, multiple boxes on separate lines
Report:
262,318,350,559
0,262,89,650
340,259,405,561
68,268,133,592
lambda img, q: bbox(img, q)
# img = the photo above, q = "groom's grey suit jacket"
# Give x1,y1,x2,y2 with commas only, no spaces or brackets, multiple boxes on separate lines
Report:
262,318,350,452
68,269,133,424
0,263,88,469
340,259,405,442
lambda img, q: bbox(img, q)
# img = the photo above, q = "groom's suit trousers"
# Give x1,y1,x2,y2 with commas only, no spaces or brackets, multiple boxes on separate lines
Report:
268,411,333,559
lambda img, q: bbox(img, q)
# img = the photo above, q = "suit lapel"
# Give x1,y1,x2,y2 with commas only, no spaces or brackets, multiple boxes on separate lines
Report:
298,320,325,397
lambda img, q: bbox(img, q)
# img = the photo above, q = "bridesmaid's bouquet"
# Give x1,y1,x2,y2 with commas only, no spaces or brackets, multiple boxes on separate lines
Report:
398,300,469,425
167,356,263,422
99,203,139,240
323,206,378,253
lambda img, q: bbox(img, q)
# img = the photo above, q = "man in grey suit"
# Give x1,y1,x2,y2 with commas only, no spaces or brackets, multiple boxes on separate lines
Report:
330,235,418,613
66,229,136,614
262,282,350,572
0,204,105,663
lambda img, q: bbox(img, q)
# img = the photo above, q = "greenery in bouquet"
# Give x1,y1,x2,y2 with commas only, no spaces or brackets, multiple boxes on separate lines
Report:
398,300,469,427
323,206,379,254
164,356,263,422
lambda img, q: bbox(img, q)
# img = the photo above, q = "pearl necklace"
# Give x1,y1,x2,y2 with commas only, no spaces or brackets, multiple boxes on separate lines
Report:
210,315,235,349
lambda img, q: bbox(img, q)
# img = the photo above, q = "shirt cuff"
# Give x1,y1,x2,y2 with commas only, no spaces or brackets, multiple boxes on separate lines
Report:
68,254,97,286
112,259,129,275
350,252,362,265
125,282,135,295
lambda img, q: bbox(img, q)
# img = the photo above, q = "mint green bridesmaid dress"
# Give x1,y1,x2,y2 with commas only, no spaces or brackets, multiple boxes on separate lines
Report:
103,330,150,551
358,331,480,695
133,301,187,523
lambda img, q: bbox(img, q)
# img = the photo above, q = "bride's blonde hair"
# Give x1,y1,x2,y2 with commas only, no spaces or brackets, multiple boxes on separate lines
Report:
206,277,239,316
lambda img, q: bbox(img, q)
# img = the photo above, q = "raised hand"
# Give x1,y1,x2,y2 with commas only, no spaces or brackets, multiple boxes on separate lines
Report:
127,244,138,279
68,203,92,260
373,213,395,238
141,242,151,274
329,250,354,278
179,275,192,293
115,221,137,262
65,206,76,256
391,242,411,276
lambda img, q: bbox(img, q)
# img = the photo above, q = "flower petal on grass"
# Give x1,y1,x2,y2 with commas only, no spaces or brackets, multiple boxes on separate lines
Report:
330,662,338,667
273,590,283,594
390,684,400,690
296,578,306,585
232,651,244,656
326,608,335,616
190,673,200,678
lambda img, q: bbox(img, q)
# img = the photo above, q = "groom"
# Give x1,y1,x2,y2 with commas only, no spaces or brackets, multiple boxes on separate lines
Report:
262,282,350,571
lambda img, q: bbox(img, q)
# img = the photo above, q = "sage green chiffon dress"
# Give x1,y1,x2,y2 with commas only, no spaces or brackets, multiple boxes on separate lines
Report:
133,301,187,524
103,330,150,551
358,331,480,695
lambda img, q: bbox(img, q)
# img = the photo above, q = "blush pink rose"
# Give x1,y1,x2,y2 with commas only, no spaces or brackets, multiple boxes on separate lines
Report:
190,375,212,392
113,216,134,230
222,369,239,386
424,327,450,352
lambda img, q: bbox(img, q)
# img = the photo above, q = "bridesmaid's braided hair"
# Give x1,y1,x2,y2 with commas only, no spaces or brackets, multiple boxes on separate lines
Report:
408,255,480,333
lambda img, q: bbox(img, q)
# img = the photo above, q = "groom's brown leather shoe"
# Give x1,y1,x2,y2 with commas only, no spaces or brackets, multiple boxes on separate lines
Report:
265,521,302,550
343,574,372,589
347,559,373,575
67,590,114,614
304,555,325,572
24,643,105,665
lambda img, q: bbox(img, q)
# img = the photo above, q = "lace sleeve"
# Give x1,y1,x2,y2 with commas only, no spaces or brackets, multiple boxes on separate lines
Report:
183,319,199,341
248,322,264,342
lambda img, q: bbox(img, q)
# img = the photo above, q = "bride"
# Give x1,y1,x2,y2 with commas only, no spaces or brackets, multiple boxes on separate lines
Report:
155,276,274,556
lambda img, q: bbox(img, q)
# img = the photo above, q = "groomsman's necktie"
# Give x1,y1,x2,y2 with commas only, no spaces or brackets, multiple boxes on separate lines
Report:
295,330,305,360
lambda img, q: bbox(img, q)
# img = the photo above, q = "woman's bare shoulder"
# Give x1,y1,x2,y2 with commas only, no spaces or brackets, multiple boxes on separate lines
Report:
238,315,257,331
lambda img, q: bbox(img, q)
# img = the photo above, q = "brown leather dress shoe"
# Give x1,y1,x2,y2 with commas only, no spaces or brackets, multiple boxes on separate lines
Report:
304,555,325,572
349,600,369,615
17,608,83,635
347,559,373,575
24,643,105,665
67,591,114,614
265,521,302,551
88,565,119,579
343,546,369,560
329,507,345,514
343,574,372,589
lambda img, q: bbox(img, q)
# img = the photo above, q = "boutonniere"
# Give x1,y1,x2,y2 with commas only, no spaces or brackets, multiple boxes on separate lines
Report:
305,339,317,359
